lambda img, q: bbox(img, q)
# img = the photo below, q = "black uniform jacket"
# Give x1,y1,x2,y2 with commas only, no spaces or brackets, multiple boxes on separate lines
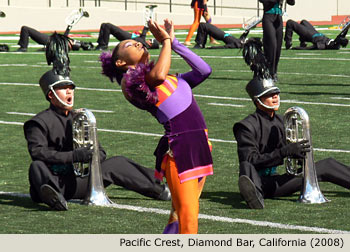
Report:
233,108,286,171
312,36,333,50
24,104,106,166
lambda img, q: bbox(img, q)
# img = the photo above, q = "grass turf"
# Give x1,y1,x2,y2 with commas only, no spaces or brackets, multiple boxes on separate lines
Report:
0,26,350,234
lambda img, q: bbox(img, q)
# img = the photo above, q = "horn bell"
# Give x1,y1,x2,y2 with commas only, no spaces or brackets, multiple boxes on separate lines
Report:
283,106,330,204
72,108,114,206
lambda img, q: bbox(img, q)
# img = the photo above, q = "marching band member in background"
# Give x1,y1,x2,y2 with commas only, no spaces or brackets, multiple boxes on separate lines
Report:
193,22,245,49
259,0,295,81
233,38,350,209
16,9,91,52
184,0,218,46
94,22,159,51
284,19,349,50
24,33,170,211
16,25,93,52
99,19,213,234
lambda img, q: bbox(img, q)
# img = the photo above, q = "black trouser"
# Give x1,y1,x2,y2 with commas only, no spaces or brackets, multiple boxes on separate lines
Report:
195,22,242,48
97,23,148,47
262,13,283,76
18,26,49,49
285,20,317,45
29,156,164,202
239,158,350,199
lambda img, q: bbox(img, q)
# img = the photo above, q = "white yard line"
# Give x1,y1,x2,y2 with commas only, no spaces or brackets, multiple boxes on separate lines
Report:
2,53,350,61
210,99,350,107
208,102,246,107
2,82,350,108
0,120,23,126
1,119,350,153
0,191,348,234
219,69,350,78
7,109,114,115
6,112,35,116
1,82,350,152
331,97,350,100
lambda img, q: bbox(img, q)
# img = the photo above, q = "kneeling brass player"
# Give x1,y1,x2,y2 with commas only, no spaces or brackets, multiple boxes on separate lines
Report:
24,33,170,210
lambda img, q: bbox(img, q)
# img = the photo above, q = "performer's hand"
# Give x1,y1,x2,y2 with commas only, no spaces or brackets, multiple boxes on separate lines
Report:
164,19,174,43
281,140,311,159
73,146,93,163
148,19,171,44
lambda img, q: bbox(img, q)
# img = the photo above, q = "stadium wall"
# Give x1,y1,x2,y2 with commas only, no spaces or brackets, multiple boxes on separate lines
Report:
0,0,349,33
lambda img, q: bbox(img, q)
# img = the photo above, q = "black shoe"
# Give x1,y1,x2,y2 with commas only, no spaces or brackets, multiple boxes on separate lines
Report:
40,184,68,211
193,43,204,49
16,47,27,52
0,44,9,52
300,41,307,48
285,40,292,50
81,42,94,51
157,183,171,201
238,175,264,209
95,45,108,51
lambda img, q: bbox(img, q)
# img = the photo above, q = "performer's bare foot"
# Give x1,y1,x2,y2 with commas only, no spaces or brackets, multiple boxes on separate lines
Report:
183,41,192,46
210,40,220,45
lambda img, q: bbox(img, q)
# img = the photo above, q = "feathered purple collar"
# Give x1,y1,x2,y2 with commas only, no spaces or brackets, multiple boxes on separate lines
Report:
123,61,158,109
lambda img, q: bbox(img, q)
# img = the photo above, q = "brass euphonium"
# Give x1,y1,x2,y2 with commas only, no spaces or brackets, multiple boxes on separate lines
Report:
65,8,89,28
144,4,157,27
243,15,263,31
72,108,114,206
283,106,329,204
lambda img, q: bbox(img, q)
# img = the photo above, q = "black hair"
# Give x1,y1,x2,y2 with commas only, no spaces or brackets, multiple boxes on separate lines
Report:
99,43,127,85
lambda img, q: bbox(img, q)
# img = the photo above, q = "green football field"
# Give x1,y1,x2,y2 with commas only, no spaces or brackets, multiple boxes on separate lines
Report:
0,26,350,234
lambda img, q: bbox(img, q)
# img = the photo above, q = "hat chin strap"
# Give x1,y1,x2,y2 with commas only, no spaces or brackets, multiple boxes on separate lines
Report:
257,98,279,110
50,87,74,108
327,39,334,46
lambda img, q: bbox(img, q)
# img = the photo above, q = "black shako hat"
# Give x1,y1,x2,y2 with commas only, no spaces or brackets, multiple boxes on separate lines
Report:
246,76,280,101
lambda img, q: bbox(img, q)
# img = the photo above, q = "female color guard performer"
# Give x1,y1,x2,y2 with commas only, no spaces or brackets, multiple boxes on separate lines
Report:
99,19,213,234
184,0,218,46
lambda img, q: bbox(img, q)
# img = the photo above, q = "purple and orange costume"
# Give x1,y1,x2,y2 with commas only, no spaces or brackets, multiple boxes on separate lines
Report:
123,38,213,233
124,38,213,182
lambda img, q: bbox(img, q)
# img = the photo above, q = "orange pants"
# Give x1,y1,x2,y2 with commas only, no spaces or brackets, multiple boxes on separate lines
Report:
185,1,204,43
164,155,206,234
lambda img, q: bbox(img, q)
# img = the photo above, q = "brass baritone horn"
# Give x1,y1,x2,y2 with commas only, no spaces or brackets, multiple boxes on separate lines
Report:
65,8,89,27
72,108,114,206
283,106,329,204
243,16,262,31
64,8,89,36
144,4,157,27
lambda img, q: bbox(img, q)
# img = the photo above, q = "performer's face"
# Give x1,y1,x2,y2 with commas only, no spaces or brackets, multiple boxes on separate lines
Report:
260,92,280,111
116,39,150,69
49,85,75,113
